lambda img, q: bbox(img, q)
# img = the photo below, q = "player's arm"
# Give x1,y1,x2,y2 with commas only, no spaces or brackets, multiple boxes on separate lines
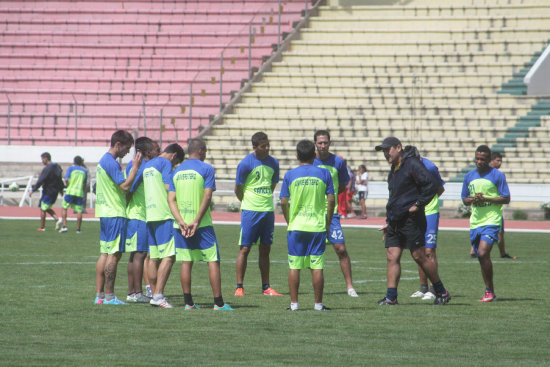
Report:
437,185,445,197
234,184,244,201
280,197,290,224
271,182,277,195
119,151,143,192
338,183,346,195
168,191,188,236
477,195,510,205
410,160,437,213
326,193,335,232
187,188,213,238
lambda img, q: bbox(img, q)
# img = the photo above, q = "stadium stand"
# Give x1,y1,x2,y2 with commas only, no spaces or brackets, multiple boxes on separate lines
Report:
0,0,306,146
205,0,550,184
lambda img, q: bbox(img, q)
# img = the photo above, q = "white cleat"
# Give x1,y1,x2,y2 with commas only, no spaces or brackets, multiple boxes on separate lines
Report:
347,288,359,297
410,290,425,298
422,291,436,300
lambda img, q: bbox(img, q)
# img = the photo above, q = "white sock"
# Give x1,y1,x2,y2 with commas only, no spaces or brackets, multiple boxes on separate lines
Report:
290,302,299,311
314,303,323,310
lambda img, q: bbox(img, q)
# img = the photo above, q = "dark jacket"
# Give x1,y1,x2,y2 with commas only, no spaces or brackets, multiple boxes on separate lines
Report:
32,162,64,197
385,149,437,223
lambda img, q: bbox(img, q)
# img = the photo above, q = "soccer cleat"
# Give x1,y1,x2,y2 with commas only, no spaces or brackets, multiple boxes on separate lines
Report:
501,254,516,259
76,230,82,234
263,287,282,296
150,297,173,308
347,213,356,219
433,291,451,305
410,290,425,298
347,288,359,297
59,227,68,233
286,306,298,311
469,253,477,259
126,294,137,302
234,287,244,296
184,304,200,310
145,287,153,298
377,297,398,305
422,291,436,300
103,297,126,305
94,297,104,305
134,293,151,303
37,227,46,232
480,290,497,303
55,218,63,231
315,305,331,311
213,303,234,311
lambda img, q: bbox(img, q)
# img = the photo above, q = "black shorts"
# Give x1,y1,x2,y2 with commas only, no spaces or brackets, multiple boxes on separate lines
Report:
385,212,427,250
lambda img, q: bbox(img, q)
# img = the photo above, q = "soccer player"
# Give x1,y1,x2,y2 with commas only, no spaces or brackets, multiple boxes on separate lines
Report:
234,132,282,296
125,137,157,303
94,130,143,305
469,152,514,259
168,138,233,311
403,146,446,301
462,145,510,302
31,152,64,231
143,143,184,308
375,137,451,305
313,130,358,297
280,139,335,311
59,155,87,233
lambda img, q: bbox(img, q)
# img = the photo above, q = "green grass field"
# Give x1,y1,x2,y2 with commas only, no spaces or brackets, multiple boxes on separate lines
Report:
1,219,549,366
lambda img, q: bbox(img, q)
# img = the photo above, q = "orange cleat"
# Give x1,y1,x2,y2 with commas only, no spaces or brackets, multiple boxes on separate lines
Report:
262,287,282,296
234,287,244,296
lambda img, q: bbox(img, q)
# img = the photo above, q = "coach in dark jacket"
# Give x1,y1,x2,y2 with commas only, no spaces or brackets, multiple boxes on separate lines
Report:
374,137,451,306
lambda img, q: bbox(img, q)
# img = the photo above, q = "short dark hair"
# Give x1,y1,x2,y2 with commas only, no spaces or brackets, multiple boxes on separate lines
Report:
359,164,366,171
491,151,503,160
476,145,491,157
188,138,206,155
110,130,134,148
41,152,51,161
164,143,185,163
251,132,268,147
135,136,153,156
313,130,330,142
73,155,84,166
297,140,315,162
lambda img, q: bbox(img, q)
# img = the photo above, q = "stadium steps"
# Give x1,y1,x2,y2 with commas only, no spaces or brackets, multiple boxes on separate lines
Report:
498,44,550,95
0,0,306,146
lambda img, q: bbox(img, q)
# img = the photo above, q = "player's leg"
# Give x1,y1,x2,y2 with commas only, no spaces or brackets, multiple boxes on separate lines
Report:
104,252,122,295
288,269,300,304
311,269,324,304
328,216,356,295
127,252,136,297
478,240,496,302
155,256,175,296
235,210,260,294
76,212,83,232
143,254,152,296
147,257,159,293
95,253,107,303
180,261,193,295
379,222,402,305
235,245,251,294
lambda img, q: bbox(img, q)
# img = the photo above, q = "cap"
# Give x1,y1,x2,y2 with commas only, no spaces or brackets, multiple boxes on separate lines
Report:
375,137,402,151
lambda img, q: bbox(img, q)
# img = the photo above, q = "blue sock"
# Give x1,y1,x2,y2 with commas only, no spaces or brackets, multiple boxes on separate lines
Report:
433,281,446,296
262,284,270,291
236,283,243,289
386,288,397,301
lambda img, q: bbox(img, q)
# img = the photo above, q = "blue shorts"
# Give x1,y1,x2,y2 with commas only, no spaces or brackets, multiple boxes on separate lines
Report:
39,193,57,211
126,219,148,253
470,225,500,256
175,226,220,262
287,231,326,270
99,217,127,254
238,210,274,246
327,214,345,244
62,194,84,213
425,213,440,249
147,220,176,259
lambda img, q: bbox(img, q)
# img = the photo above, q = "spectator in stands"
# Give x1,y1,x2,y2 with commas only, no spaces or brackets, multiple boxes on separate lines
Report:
94,130,142,305
404,146,445,301
125,137,156,304
59,155,87,233
375,137,450,305
355,164,368,219
462,145,511,302
31,152,64,232
143,143,185,309
345,162,356,218
234,132,282,297
469,152,514,259
280,139,335,311
314,130,358,297
169,138,233,311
